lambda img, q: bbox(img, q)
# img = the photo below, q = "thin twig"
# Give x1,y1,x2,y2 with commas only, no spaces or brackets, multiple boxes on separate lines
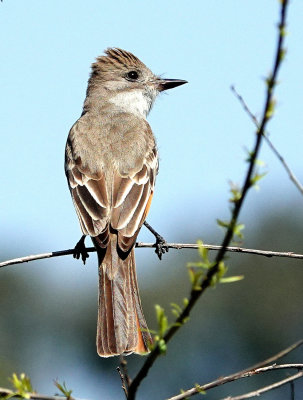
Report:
230,85,259,126
166,339,303,400
1,242,303,269
264,134,303,194
117,356,131,399
167,366,303,400
120,356,131,388
128,3,290,398
117,367,129,399
231,83,303,195
220,372,303,400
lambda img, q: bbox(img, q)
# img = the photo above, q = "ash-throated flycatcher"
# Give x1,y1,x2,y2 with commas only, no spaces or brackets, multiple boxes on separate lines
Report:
65,48,187,357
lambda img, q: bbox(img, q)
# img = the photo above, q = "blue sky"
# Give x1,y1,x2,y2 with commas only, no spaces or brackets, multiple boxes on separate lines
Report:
1,1,303,398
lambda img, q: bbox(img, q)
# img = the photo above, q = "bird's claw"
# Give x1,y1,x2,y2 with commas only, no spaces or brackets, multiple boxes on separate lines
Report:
144,221,169,260
74,235,89,265
155,235,169,260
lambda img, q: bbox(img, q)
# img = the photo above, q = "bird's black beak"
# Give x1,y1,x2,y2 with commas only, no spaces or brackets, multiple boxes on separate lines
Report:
157,78,188,92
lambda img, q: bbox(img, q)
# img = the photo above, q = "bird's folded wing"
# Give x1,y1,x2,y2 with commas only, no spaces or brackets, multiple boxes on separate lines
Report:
65,136,158,252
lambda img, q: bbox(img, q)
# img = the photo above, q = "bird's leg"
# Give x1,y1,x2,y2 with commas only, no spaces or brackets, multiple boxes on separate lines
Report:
144,221,169,260
73,234,89,264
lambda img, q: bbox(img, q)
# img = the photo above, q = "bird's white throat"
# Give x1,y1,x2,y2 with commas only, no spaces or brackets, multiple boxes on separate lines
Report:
109,89,155,118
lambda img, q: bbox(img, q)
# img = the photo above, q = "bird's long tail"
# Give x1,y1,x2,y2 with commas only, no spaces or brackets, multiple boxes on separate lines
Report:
94,234,152,357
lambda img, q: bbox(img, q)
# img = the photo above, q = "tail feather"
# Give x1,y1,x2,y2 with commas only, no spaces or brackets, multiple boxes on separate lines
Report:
129,250,152,351
94,234,152,357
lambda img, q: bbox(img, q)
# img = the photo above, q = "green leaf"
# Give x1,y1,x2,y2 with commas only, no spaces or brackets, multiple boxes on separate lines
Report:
188,266,204,291
255,158,265,167
54,380,73,399
250,172,267,187
265,98,276,119
187,261,209,269
187,267,195,285
158,338,167,354
170,302,182,318
217,219,245,241
220,275,244,283
155,304,168,338
197,240,208,261
229,181,242,203
208,260,228,287
187,261,212,270
234,223,245,240
7,373,33,399
171,309,180,318
195,383,206,395
245,148,255,163
217,219,230,230
279,48,286,62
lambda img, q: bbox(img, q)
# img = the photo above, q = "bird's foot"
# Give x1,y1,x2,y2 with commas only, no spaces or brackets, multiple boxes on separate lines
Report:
74,235,89,265
154,234,169,260
144,221,169,260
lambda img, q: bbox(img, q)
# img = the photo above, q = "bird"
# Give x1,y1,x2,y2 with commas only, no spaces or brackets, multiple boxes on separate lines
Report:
65,48,187,357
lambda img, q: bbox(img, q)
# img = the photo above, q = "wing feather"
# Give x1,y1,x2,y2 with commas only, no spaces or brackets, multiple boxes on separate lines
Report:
112,176,134,208
122,182,151,237
72,188,95,234
131,165,149,184
86,178,108,207
111,184,144,230
76,185,108,220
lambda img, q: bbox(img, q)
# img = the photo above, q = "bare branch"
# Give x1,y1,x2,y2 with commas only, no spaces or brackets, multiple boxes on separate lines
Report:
138,243,303,260
2,242,303,269
167,365,303,400
0,248,93,269
220,372,303,400
231,85,259,126
231,82,303,196
263,134,303,195
166,339,303,400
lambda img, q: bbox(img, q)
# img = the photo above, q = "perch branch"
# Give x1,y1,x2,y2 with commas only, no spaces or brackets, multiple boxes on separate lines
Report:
1,242,303,269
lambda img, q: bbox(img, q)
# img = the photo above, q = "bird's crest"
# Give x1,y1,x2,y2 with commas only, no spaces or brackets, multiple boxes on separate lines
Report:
92,48,147,74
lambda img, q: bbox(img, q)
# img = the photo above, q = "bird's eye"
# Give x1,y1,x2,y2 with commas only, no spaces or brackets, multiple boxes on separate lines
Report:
126,70,139,81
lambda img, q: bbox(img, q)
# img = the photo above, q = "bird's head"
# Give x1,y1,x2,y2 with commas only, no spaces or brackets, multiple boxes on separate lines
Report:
85,48,187,117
